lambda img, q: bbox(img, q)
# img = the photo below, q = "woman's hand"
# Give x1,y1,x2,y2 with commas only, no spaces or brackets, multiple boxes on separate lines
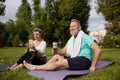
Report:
28,43,32,48
30,44,36,50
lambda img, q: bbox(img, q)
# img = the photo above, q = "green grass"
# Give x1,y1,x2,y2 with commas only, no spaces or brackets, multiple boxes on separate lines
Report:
0,47,120,80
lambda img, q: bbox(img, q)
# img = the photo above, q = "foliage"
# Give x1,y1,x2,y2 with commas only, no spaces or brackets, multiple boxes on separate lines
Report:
115,34,120,42
58,0,90,45
1,0,90,47
6,19,16,35
97,0,120,22
58,0,90,32
102,35,116,48
7,33,14,46
5,19,19,47
44,0,90,46
0,0,5,16
0,0,33,47
16,0,32,43
0,22,5,47
0,0,6,46
43,0,60,46
16,18,29,43
33,0,42,28
97,0,120,47
16,0,32,26
13,34,20,47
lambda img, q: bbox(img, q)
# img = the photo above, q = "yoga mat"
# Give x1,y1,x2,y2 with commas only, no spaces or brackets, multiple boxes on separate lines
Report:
0,64,12,71
28,61,114,80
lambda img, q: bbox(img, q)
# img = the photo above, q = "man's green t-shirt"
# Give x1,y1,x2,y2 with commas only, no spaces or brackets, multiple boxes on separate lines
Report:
78,34,94,61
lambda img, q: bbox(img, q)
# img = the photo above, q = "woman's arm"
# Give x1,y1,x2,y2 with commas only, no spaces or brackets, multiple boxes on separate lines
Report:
25,43,30,53
34,49,44,57
33,41,46,57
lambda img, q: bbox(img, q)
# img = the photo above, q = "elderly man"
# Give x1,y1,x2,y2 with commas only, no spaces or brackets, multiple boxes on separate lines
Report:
24,19,101,71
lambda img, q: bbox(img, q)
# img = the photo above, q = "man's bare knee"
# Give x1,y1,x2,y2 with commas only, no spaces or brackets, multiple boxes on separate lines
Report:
54,55,63,59
52,54,59,58
57,59,69,68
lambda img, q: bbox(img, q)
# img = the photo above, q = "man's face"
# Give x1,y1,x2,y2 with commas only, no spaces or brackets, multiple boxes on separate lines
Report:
69,22,81,36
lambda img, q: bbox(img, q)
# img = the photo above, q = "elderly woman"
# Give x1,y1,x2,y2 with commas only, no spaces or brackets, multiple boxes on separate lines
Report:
8,28,47,70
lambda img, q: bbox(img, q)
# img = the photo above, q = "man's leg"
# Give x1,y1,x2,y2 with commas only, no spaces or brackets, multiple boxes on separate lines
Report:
24,55,69,70
46,55,64,64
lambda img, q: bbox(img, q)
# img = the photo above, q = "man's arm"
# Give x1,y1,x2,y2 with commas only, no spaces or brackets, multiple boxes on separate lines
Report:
59,46,67,55
52,46,67,55
89,42,102,71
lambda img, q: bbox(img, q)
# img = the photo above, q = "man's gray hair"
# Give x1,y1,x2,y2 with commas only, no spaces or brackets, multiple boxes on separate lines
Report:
70,19,80,24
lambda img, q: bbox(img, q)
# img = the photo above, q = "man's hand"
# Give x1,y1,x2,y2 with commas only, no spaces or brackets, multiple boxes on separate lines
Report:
89,65,96,72
52,48,58,55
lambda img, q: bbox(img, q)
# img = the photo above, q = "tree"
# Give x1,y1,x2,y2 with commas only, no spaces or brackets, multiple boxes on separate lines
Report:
0,0,6,16
16,0,32,26
5,19,16,46
44,0,90,46
7,33,14,46
98,0,120,47
16,18,29,43
58,0,90,31
13,34,20,47
33,0,41,28
0,22,5,47
58,0,90,45
97,0,120,22
43,0,60,46
6,19,16,35
16,0,32,43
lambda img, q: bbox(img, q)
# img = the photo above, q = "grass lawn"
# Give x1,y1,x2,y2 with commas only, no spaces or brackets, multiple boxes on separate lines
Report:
0,47,120,80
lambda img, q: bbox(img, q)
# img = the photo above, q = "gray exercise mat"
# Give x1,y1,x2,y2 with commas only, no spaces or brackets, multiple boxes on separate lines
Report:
28,61,114,80
0,64,12,71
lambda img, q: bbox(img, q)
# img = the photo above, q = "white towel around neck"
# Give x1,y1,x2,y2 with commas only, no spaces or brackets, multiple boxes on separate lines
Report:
66,30,84,58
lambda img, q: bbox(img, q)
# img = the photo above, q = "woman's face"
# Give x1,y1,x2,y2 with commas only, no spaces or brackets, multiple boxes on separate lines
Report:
33,32,41,40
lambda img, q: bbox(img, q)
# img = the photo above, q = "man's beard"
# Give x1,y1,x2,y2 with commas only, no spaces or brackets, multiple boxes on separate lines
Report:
70,29,79,36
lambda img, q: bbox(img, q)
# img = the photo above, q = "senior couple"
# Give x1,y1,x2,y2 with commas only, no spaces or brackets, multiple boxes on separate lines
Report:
8,19,101,72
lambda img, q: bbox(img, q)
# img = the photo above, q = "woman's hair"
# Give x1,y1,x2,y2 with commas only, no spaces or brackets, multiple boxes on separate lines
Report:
32,28,42,35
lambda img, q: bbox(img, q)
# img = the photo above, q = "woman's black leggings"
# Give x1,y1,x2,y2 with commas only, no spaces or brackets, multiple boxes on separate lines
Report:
16,51,47,65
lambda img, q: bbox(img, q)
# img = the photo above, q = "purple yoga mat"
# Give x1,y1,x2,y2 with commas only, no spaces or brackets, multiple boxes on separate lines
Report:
0,64,12,71
28,61,113,80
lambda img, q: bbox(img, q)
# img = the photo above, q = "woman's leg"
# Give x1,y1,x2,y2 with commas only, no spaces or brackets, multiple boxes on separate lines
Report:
30,56,46,65
16,52,30,64
30,53,47,65
10,64,23,70
8,63,18,70
9,52,33,70
17,52,34,64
